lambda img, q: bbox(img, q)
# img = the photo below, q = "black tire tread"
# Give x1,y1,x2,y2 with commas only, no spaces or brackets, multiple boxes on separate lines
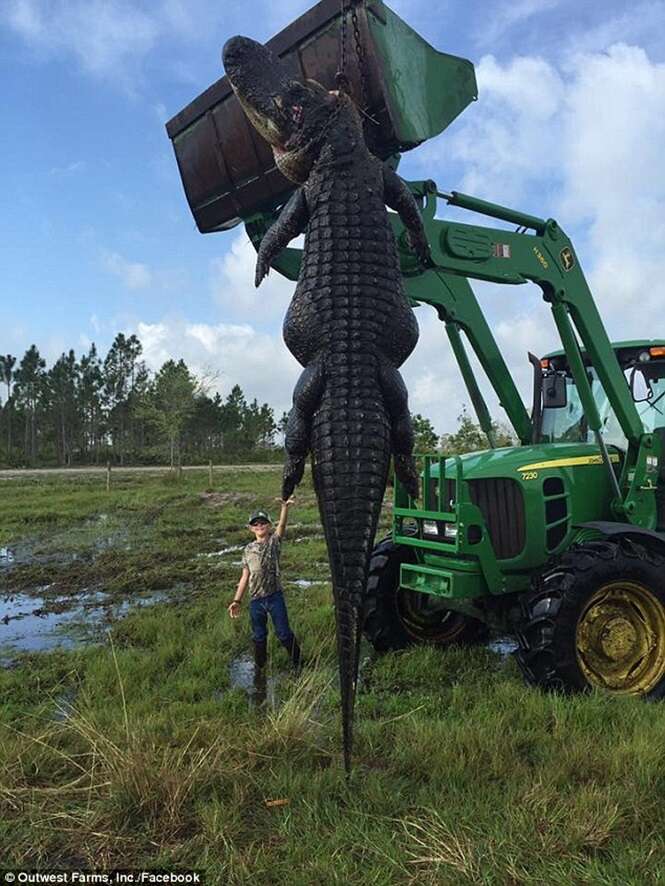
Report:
363,537,487,652
516,537,665,696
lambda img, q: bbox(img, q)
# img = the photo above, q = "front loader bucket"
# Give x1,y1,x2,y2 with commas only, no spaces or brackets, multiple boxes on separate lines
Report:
166,0,477,234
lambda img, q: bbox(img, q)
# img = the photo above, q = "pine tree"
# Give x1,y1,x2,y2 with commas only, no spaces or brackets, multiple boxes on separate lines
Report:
13,345,46,465
0,354,16,456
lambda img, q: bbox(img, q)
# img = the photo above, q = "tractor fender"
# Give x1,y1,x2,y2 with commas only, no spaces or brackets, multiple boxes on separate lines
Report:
577,521,665,556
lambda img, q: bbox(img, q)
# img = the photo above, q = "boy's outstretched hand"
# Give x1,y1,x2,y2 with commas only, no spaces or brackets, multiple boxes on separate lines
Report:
228,600,241,619
274,497,295,538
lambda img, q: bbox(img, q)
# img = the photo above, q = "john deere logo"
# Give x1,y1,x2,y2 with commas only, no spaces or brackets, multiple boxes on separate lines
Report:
560,247,575,271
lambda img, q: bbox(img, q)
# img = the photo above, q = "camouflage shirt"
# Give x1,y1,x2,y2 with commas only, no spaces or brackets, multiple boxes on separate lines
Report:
241,533,283,599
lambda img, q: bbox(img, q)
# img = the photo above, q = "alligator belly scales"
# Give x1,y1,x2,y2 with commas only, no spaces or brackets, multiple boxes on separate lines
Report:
223,36,429,770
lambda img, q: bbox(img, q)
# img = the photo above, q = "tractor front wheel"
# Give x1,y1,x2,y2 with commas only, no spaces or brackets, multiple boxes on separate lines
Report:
363,538,487,652
516,539,665,696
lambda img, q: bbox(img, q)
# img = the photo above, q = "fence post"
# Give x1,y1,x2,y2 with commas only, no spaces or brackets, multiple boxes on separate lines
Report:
106,461,111,492
208,460,213,488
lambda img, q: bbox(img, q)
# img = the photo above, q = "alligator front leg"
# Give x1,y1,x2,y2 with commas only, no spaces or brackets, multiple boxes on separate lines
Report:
382,166,432,267
255,188,309,287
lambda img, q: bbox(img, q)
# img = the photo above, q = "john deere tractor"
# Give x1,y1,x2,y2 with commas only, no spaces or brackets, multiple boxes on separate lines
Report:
365,322,665,697
167,0,665,696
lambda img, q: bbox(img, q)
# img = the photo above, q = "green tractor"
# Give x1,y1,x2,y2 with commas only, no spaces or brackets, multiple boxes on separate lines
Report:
366,331,665,697
167,0,665,696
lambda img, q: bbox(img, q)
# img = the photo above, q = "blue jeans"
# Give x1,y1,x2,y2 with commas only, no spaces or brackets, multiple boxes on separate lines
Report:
249,591,294,644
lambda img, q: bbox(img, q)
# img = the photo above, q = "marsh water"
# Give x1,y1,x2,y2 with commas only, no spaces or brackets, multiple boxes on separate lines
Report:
0,523,179,665
1,515,518,670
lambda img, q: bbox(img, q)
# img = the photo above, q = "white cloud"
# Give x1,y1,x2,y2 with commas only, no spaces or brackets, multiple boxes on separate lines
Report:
420,53,566,206
560,44,665,333
102,251,152,290
4,0,159,84
129,307,484,436
413,40,665,431
49,160,85,177
474,0,562,48
397,287,560,435
134,318,301,417
78,333,93,352
0,0,334,88
563,1,665,60
210,232,299,324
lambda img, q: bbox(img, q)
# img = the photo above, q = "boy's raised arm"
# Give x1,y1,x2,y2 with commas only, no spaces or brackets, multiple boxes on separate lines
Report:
274,497,295,539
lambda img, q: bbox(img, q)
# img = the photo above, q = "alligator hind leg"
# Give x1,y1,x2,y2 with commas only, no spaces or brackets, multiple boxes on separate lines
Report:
283,358,325,498
379,360,420,499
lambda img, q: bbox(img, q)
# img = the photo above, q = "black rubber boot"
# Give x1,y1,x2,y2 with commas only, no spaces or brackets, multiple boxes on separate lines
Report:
281,635,302,669
254,639,268,670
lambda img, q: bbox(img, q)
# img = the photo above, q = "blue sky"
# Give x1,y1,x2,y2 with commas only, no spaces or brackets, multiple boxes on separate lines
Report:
2,0,665,432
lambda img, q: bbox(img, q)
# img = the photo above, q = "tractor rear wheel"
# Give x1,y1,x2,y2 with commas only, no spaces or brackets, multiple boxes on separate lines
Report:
516,539,665,697
363,537,487,652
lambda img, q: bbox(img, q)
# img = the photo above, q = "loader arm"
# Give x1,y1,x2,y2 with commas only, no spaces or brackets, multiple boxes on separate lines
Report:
245,179,659,528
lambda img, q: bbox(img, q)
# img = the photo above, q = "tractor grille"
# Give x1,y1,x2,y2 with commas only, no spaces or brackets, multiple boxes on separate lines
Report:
424,476,456,512
468,478,526,559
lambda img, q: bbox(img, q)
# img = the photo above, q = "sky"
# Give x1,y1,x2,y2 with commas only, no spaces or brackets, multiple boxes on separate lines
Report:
2,0,665,434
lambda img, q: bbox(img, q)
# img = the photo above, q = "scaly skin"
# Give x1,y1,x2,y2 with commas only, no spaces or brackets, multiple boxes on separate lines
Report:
223,37,429,771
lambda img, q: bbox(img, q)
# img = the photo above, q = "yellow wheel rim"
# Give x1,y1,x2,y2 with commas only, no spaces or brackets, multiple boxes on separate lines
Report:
576,581,665,694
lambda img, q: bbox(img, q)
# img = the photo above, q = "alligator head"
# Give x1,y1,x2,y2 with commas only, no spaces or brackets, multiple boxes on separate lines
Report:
223,36,343,183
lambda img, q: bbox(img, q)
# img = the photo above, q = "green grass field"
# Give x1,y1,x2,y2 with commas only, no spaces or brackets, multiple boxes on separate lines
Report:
1,469,665,884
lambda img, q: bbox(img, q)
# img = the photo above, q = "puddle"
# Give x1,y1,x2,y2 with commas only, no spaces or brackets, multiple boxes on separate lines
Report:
224,652,281,707
198,544,245,559
1,540,44,569
0,517,171,665
0,522,130,571
0,587,173,666
488,635,519,658
0,547,16,566
288,579,328,589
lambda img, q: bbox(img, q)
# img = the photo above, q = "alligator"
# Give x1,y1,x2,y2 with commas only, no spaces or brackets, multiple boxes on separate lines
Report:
223,36,429,771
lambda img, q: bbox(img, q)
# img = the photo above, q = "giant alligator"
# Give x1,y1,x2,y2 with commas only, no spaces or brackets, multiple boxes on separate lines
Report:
223,36,429,770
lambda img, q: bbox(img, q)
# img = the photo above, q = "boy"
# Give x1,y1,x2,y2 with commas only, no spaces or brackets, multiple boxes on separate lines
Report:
228,497,301,670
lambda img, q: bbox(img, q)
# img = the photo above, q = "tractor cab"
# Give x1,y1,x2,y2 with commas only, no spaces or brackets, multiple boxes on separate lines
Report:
539,341,665,448
538,340,665,532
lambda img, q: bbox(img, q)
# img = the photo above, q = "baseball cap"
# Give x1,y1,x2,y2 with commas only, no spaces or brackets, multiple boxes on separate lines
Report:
248,510,272,525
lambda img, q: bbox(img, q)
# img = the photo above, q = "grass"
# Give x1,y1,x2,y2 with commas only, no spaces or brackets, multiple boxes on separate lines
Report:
2,469,665,882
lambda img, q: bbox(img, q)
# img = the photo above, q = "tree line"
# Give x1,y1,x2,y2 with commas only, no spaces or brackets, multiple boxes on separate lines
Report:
0,334,279,468
0,335,515,468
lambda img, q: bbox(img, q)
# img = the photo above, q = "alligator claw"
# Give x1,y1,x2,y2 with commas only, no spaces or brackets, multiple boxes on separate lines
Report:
255,259,269,287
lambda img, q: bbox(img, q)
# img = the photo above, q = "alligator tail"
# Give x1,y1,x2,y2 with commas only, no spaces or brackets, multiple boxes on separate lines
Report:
309,352,392,772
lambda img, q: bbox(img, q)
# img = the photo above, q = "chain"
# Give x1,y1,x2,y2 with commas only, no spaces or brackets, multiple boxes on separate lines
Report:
336,0,350,93
350,2,369,113
335,1,378,132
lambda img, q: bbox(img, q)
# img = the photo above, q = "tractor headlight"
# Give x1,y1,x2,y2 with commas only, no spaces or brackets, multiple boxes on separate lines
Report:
423,520,438,536
443,524,458,541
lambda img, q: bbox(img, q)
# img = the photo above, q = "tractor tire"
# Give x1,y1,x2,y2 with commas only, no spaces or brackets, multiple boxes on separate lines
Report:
363,537,488,652
516,538,665,697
